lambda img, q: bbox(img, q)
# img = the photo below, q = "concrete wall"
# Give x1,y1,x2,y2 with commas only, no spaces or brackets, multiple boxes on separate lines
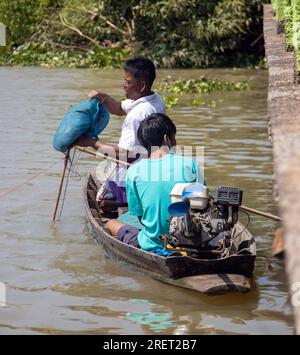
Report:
264,4,300,335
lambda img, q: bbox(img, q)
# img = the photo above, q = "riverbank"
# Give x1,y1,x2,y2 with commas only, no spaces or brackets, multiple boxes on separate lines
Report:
264,4,300,335
0,45,265,70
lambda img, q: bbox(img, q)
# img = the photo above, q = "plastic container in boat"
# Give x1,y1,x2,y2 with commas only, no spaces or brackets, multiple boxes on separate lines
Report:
170,183,209,210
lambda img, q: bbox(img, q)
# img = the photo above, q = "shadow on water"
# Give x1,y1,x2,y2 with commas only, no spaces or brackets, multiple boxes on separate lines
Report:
0,67,294,334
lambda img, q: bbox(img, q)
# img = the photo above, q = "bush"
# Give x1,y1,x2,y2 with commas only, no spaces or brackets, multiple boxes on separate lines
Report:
157,76,249,109
0,0,266,68
292,0,300,71
0,42,129,68
0,0,58,46
272,0,300,73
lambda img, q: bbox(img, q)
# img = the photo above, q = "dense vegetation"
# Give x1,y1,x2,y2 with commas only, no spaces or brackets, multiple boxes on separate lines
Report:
0,0,266,68
158,76,249,108
271,0,300,72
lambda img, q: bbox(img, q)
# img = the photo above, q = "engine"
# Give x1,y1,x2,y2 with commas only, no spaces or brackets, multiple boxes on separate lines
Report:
166,185,243,257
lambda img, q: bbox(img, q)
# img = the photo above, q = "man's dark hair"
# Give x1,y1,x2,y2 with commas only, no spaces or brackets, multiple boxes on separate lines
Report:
137,113,176,152
124,56,156,86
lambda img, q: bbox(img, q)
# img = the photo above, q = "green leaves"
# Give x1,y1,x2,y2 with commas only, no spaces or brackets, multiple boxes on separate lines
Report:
157,76,249,109
272,0,300,73
159,76,249,94
0,43,129,68
0,0,265,68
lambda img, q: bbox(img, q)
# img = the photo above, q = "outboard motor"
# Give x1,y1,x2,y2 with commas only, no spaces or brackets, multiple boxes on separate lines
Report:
214,186,243,228
167,183,243,257
213,186,243,247
168,183,209,238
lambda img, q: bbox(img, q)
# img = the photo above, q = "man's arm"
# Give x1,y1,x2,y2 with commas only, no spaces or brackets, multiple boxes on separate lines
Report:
88,90,125,116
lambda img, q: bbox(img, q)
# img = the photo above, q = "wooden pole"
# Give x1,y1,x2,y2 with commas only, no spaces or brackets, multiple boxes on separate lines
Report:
77,146,282,222
52,151,69,222
240,205,282,222
75,146,130,166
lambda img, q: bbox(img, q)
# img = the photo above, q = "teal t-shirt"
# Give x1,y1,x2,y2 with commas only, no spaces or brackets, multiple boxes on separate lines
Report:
126,153,203,252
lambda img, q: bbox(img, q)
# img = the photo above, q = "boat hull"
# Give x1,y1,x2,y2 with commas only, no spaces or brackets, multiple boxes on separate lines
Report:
84,175,256,294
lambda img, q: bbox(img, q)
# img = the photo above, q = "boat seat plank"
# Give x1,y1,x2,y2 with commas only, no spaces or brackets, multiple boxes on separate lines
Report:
88,175,98,191
94,218,104,227
90,208,100,218
87,189,97,201
88,199,101,213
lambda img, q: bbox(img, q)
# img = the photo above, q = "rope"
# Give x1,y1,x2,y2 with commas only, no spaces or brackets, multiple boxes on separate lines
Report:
0,157,64,200
232,209,251,241
96,164,118,203
56,147,119,219
70,149,82,180
57,149,76,220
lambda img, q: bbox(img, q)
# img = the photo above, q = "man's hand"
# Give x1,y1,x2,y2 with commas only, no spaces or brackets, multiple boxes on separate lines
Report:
87,90,125,116
71,136,100,150
87,90,108,103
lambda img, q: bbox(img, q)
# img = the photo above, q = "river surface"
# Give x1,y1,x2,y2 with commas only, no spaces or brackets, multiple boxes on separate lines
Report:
0,67,294,334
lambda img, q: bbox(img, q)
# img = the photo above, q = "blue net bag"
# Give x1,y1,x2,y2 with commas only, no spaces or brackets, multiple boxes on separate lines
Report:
53,98,110,153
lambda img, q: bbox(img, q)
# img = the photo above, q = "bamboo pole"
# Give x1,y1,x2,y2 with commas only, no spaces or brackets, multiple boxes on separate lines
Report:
52,151,69,222
75,146,130,166
240,205,282,222
77,146,282,222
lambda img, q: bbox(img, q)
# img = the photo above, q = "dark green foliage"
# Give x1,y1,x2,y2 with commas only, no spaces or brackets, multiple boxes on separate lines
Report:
0,0,61,46
0,0,266,68
134,0,265,68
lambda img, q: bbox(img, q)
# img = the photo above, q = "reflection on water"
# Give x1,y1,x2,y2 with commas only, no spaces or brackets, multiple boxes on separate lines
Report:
126,299,175,333
0,67,294,334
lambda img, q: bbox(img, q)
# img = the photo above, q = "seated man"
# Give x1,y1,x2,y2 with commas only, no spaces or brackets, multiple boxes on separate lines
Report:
106,113,203,252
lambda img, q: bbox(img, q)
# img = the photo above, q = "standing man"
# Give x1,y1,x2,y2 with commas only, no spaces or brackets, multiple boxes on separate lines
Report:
75,56,165,158
75,56,165,207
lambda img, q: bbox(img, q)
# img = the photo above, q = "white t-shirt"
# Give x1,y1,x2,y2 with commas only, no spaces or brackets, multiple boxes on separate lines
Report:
118,92,165,150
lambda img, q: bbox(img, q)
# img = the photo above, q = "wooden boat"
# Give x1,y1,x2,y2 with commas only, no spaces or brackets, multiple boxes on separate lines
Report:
84,175,256,295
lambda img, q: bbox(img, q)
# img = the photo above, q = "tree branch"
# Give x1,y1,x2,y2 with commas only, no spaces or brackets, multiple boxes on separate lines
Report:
59,14,103,48
38,32,91,52
51,40,91,52
81,6,127,36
